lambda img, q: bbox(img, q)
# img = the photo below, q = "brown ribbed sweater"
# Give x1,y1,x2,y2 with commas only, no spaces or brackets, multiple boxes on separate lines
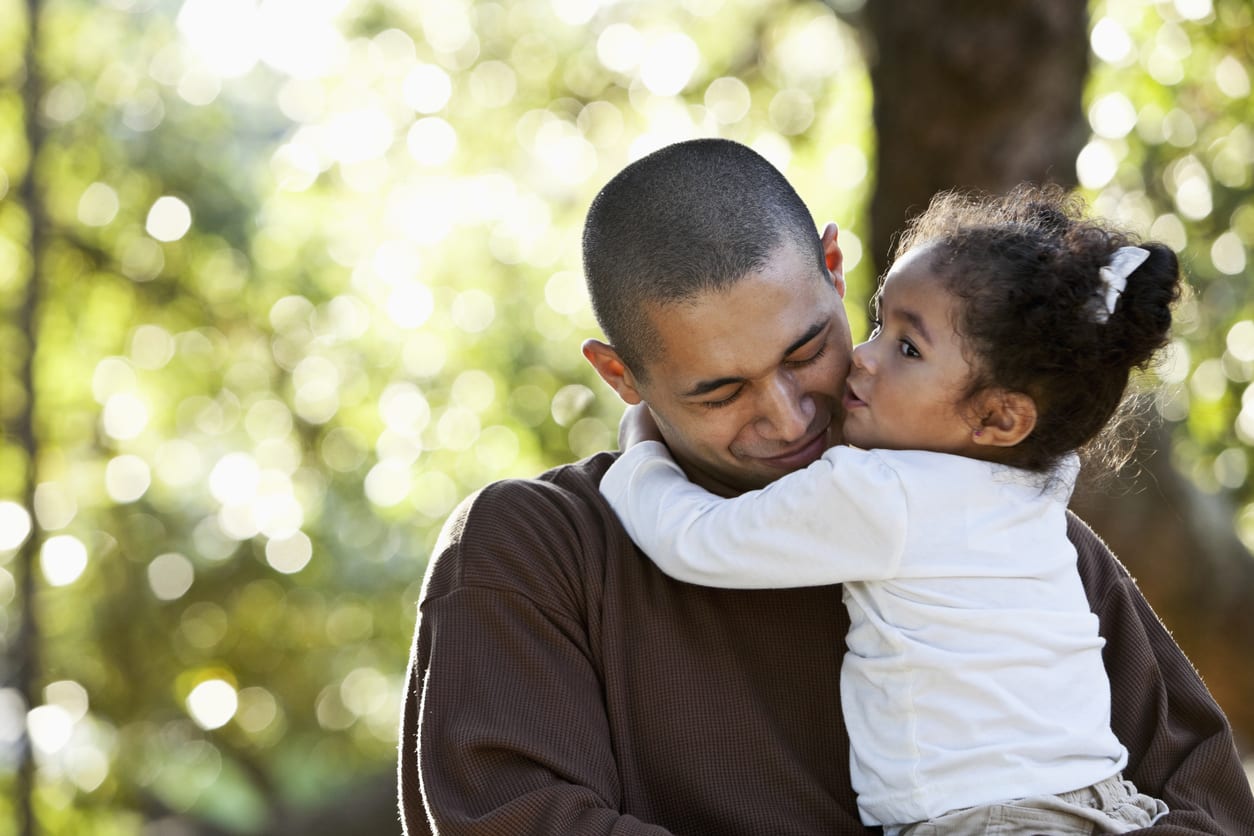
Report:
398,453,1254,835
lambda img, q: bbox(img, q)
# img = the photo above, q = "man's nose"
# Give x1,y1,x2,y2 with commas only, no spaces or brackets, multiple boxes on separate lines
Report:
756,374,813,441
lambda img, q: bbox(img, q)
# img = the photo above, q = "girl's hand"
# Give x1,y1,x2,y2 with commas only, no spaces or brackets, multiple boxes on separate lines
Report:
618,403,663,450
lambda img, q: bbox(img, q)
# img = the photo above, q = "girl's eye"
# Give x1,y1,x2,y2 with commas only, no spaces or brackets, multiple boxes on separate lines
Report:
898,340,920,359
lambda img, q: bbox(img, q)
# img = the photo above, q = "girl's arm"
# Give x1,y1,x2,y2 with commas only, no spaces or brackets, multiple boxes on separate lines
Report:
600,441,907,588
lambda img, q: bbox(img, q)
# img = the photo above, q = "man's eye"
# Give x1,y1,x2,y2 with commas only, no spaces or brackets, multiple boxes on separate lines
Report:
702,388,742,409
786,345,827,368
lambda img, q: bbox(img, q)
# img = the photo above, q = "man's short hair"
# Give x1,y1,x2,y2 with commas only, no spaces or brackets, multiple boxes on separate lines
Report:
582,138,823,377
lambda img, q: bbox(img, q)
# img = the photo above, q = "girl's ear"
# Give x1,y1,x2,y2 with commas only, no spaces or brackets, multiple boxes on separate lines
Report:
971,389,1037,448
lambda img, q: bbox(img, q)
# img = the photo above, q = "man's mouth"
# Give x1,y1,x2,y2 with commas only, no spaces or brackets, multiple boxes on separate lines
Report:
758,427,829,470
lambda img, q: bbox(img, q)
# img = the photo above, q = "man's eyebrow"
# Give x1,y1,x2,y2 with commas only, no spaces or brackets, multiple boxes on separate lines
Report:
680,320,828,398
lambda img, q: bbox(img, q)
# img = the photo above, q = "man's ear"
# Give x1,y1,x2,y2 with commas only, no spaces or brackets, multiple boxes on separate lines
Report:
820,222,846,298
582,339,644,405
971,389,1037,449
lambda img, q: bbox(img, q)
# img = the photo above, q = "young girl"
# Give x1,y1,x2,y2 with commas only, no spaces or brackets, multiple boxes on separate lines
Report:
600,184,1180,835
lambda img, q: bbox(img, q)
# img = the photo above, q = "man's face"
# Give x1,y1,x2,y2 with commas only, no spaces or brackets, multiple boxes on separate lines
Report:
630,240,851,495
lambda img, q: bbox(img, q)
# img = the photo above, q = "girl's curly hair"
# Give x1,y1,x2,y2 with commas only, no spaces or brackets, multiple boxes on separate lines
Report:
892,183,1182,473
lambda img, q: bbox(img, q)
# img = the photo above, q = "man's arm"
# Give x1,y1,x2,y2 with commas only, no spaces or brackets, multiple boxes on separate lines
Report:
1069,513,1254,834
398,480,676,836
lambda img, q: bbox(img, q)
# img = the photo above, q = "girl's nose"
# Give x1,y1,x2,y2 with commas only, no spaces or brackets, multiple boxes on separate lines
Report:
851,340,874,372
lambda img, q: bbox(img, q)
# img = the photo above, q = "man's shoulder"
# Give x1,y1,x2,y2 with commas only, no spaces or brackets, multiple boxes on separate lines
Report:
421,452,626,605
1066,510,1134,605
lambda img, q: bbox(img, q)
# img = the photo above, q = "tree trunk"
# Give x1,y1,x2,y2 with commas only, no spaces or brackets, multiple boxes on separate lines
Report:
853,0,1253,753
14,1,46,834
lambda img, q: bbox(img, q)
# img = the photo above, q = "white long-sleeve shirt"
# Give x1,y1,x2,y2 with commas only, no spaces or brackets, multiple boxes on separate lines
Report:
600,442,1128,827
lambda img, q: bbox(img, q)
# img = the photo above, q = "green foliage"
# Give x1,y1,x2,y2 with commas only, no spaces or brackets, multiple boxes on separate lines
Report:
1084,0,1254,525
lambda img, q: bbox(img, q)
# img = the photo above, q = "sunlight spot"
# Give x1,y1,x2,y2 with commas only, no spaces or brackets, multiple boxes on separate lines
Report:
0,502,32,551
1173,172,1212,221
1228,321,1254,363
1159,339,1191,384
257,0,346,79
769,89,814,136
551,384,595,427
1076,141,1119,189
403,64,452,113
105,455,152,503
102,393,149,440
155,440,204,488
27,705,73,754
1090,17,1133,65
597,23,644,74
823,144,868,189
33,483,76,531
1174,0,1212,19
235,687,278,734
412,470,459,519
1214,448,1246,489
1216,55,1251,99
840,229,863,272
78,183,119,227
570,417,613,458
364,461,410,507
1088,92,1137,139
177,0,260,78
545,270,588,316
641,32,700,96
265,531,312,574
452,371,496,413
148,552,195,601
272,142,322,191
340,667,388,716
1211,231,1247,276
380,383,431,434
1149,213,1187,252
186,679,238,730
45,681,89,724
386,281,435,329
41,535,88,587
469,61,517,109
209,453,261,504
407,118,458,167
146,196,192,242
325,108,394,164
1190,359,1227,401
704,76,751,125
292,356,341,424
451,290,495,333
551,0,600,25
436,407,481,451
130,324,176,370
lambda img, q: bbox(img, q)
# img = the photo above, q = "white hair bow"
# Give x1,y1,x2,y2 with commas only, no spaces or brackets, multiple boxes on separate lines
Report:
1095,246,1150,323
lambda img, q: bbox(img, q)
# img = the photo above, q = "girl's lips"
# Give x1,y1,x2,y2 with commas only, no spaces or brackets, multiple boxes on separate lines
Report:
843,386,867,410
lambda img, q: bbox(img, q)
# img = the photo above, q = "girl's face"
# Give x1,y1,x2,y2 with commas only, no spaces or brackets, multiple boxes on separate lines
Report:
842,245,986,456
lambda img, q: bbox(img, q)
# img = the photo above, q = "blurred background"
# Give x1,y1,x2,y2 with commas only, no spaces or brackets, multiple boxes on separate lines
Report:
1,0,1252,833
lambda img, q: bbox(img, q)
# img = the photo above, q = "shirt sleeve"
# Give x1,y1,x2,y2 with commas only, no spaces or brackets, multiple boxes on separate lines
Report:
399,481,678,836
1070,513,1254,834
599,441,908,588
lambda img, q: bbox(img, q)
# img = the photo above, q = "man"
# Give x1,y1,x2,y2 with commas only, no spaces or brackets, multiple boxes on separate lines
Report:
399,138,1253,834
